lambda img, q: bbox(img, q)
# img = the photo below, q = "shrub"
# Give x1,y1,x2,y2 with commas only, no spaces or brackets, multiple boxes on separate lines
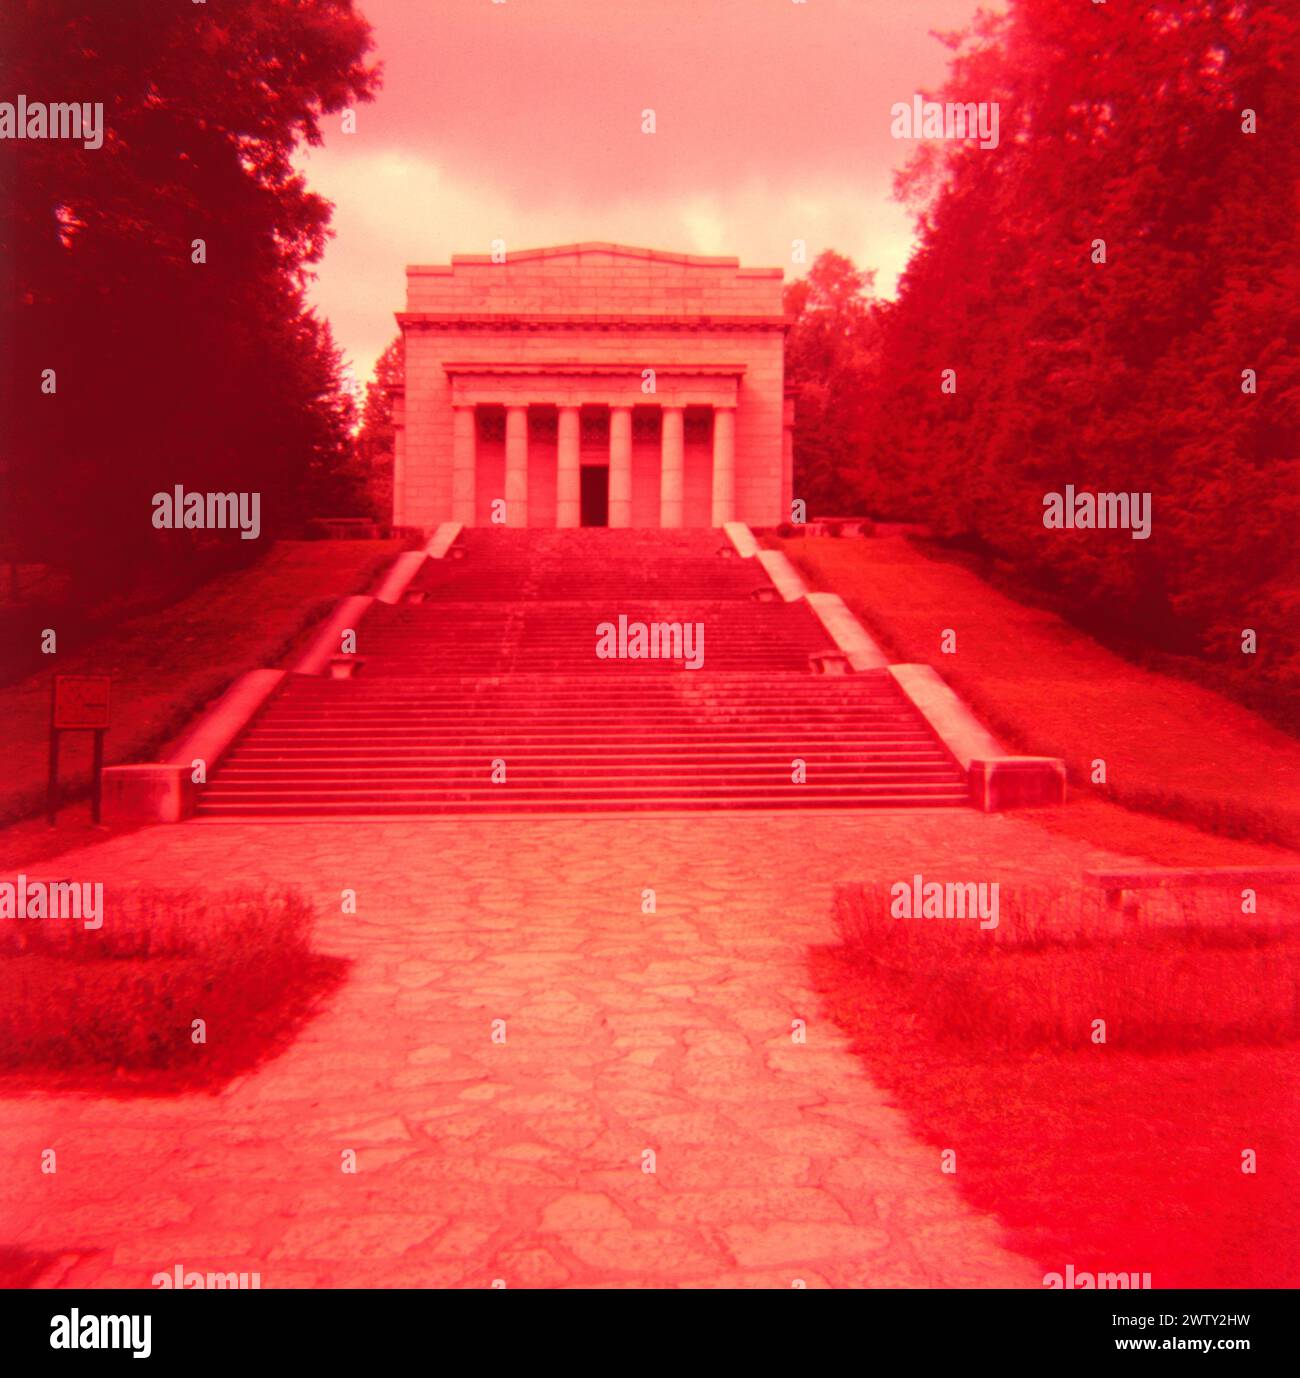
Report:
832,881,1300,1052
0,887,340,1085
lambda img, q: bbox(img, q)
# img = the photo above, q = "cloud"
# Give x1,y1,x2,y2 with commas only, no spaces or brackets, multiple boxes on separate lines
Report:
297,0,990,382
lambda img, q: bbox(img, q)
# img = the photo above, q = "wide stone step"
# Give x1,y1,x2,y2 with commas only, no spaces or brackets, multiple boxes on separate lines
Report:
227,747,945,762
196,797,969,815
213,761,963,778
272,694,911,708
254,707,925,722
276,686,905,700
229,732,942,747
280,675,894,688
207,782,967,800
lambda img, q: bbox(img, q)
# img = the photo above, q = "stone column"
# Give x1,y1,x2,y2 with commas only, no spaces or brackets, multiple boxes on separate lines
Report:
609,405,633,528
451,404,476,526
660,405,685,528
504,404,528,528
710,404,736,527
556,405,580,528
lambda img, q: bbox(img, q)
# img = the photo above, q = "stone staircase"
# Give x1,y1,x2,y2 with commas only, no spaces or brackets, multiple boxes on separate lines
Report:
197,529,970,814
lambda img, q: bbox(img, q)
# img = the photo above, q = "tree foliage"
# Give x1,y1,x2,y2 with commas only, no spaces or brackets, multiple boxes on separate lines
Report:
783,252,881,516
0,0,379,591
352,333,402,521
847,0,1298,704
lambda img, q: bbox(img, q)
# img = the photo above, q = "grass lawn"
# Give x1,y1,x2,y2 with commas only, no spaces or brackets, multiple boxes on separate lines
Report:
1017,797,1300,868
0,540,405,828
770,533,1300,851
813,945,1299,1288
787,531,1300,1287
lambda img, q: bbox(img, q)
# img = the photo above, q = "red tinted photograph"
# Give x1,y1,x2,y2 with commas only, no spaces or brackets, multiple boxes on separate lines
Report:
1,0,1296,1356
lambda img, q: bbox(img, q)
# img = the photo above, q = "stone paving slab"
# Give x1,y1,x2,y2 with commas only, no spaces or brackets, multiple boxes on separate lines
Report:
1,810,1134,1288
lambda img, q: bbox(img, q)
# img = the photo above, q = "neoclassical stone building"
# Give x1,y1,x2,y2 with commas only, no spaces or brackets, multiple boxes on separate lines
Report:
390,244,793,529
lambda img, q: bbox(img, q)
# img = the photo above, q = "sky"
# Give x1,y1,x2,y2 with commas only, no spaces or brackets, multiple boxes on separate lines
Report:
296,0,994,388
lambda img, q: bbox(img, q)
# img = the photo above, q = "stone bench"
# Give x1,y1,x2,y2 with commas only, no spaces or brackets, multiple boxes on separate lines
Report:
1084,865,1300,916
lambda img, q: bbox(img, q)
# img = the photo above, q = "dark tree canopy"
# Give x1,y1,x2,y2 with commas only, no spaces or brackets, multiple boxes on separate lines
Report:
0,0,379,591
791,0,1299,711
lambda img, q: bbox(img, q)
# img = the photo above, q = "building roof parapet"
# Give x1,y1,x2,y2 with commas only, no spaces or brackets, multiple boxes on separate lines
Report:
397,312,790,331
441,361,748,377
408,242,760,271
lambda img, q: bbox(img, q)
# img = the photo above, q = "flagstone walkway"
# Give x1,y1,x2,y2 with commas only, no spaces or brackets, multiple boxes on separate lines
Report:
1,810,1131,1288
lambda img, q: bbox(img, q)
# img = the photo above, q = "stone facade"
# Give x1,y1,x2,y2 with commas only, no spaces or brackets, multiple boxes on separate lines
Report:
391,244,792,530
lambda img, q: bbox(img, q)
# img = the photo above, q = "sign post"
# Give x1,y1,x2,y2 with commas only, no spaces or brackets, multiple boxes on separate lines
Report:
49,675,111,825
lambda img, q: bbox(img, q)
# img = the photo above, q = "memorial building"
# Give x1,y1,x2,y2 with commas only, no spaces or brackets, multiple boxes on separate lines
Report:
390,243,794,529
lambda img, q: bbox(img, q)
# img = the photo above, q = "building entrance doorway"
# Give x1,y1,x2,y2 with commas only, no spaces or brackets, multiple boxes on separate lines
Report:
580,465,609,526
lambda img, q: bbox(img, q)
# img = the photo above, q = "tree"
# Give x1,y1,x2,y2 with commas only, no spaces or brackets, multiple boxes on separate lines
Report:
866,0,1300,708
353,334,404,521
783,251,880,516
0,0,380,592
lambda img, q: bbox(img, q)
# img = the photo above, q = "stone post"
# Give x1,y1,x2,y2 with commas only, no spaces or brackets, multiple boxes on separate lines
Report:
556,405,581,528
504,404,528,528
609,405,633,528
451,404,476,526
710,404,736,527
660,405,685,528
